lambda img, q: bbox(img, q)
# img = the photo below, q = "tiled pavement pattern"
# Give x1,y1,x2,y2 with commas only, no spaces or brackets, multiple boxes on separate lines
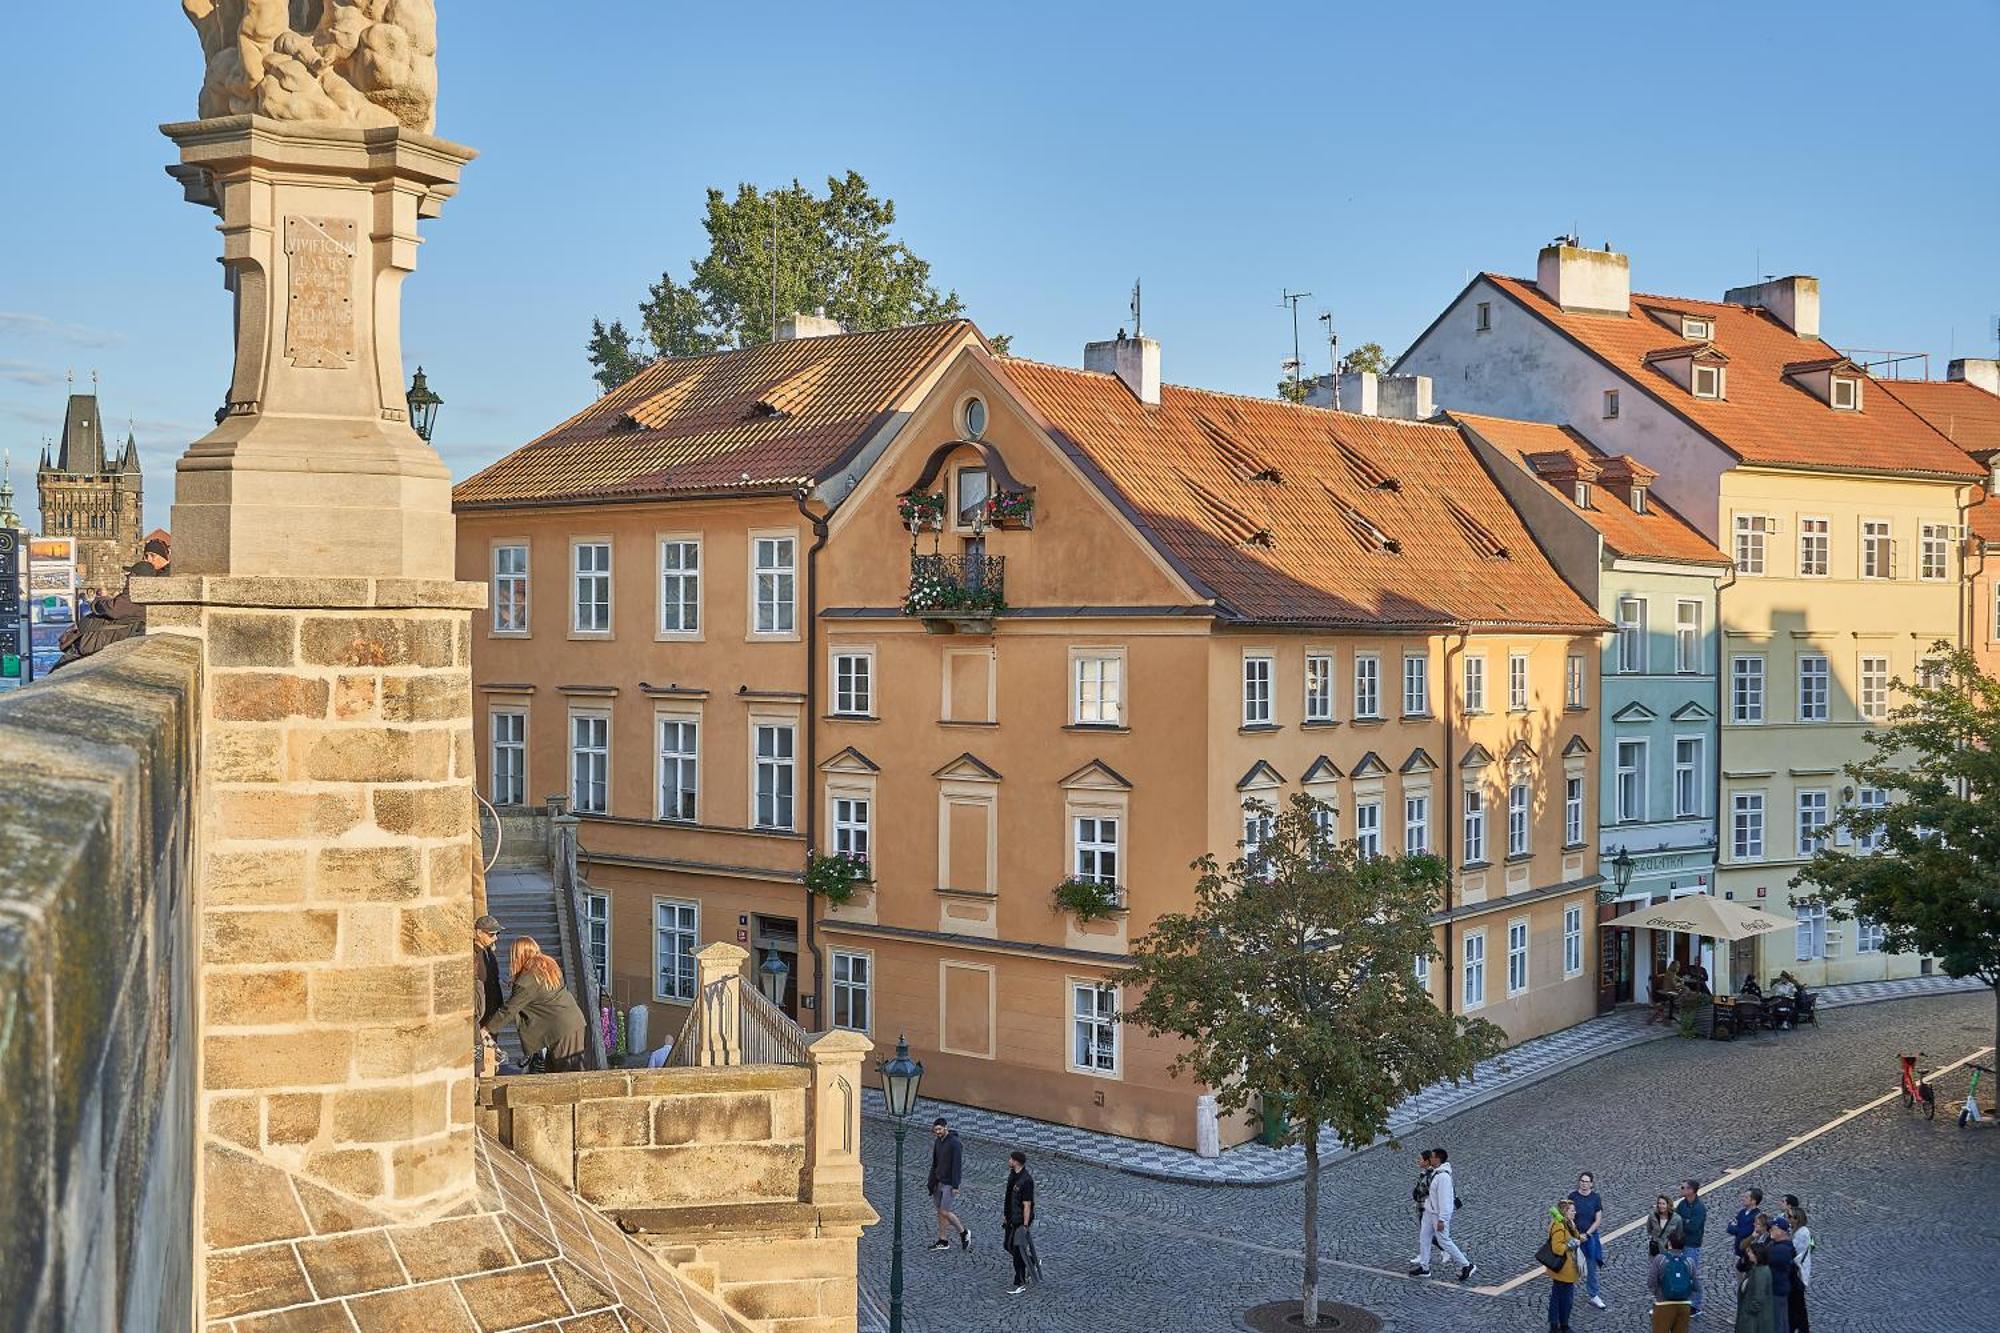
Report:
856,987,2000,1333
863,973,1983,1185
205,1132,743,1332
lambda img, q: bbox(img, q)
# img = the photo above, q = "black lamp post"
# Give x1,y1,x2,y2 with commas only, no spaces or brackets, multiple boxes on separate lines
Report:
878,1034,925,1333
757,949,790,1007
1602,846,1636,903
405,366,443,443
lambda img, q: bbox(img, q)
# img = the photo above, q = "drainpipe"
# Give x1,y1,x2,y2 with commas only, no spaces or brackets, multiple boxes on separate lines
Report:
1959,483,1986,651
794,489,831,1031
1439,626,1469,1015
1711,561,1736,871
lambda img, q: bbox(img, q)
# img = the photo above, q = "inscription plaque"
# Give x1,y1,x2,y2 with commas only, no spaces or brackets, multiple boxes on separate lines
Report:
284,216,358,369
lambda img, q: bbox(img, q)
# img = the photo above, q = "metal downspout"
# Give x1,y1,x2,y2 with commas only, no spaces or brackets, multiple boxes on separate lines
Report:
795,489,831,1031
1440,626,1469,1015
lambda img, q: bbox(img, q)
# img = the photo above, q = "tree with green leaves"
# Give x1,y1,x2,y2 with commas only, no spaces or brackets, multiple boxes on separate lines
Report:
1277,341,1392,404
587,172,984,394
1795,643,2000,1059
1116,794,1507,1326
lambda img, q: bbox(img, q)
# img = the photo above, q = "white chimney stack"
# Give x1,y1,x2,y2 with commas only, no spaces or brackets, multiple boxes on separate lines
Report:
1319,371,1432,420
1949,358,2000,396
1084,331,1161,405
1535,242,1630,315
1723,276,1820,339
776,312,844,341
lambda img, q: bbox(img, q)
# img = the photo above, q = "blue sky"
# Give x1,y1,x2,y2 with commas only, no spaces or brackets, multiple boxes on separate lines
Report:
4,2,1996,534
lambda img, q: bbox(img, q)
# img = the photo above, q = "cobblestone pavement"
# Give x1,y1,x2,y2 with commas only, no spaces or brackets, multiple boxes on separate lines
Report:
856,989,1999,1332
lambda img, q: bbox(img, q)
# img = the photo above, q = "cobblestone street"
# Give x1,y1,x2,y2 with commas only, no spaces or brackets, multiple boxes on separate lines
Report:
857,991,2000,1331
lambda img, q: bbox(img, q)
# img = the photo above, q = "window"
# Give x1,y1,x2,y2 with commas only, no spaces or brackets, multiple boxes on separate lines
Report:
834,651,873,716
1794,902,1827,962
1404,794,1430,854
1796,789,1829,856
961,396,989,440
1616,598,1647,674
833,795,871,865
1508,652,1529,710
1674,601,1702,674
492,545,529,633
753,536,797,634
1564,776,1584,846
1861,520,1893,580
657,717,698,821
1415,949,1430,991
1632,485,1649,515
1798,655,1830,722
583,891,609,993
1693,364,1722,399
1859,655,1890,721
572,541,611,634
1732,792,1765,860
955,467,991,527
1733,514,1769,575
1355,653,1383,719
1475,301,1491,332
1309,800,1336,846
1506,919,1529,995
1602,389,1620,419
831,950,871,1032
1831,376,1858,410
1566,653,1587,709
1243,806,1275,875
570,712,608,814
1242,654,1274,726
654,899,698,1002
1920,524,1950,582
1855,786,1888,852
1507,784,1530,857
1563,904,1584,977
490,710,525,806
659,539,700,635
753,723,795,830
1462,789,1487,864
1798,517,1829,577
1304,652,1334,723
1463,655,1487,713
1856,917,1886,954
1462,931,1486,1010
1074,815,1119,887
1732,656,1765,723
1673,738,1702,818
1072,983,1118,1075
1075,653,1124,726
1402,654,1429,716
1355,800,1382,858
1575,481,1593,509
1614,740,1646,823
1682,316,1713,340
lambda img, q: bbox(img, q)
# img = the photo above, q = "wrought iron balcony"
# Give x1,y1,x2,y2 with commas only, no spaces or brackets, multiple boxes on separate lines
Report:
905,553,1005,633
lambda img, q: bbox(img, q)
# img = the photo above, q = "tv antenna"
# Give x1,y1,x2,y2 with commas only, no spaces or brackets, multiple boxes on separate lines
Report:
1280,289,1313,393
1129,280,1143,338
1318,311,1339,409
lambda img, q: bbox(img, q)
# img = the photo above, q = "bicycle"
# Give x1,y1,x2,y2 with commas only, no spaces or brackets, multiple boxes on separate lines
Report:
1899,1052,1936,1120
1960,1063,1993,1128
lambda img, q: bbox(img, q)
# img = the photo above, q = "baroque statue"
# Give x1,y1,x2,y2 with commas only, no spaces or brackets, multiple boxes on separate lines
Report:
182,0,438,132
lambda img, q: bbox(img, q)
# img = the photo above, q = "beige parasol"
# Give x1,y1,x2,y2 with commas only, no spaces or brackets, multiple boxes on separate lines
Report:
1601,894,1786,942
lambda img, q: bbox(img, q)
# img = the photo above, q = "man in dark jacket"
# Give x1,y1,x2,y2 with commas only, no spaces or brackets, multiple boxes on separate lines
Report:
1002,1150,1036,1295
1726,1187,1765,1258
473,913,505,1071
1766,1217,1799,1333
51,538,169,673
1674,1179,1708,1317
925,1117,968,1252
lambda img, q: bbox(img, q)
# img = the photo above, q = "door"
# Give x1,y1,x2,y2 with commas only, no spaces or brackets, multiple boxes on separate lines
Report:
751,914,800,1018
1613,930,1636,1004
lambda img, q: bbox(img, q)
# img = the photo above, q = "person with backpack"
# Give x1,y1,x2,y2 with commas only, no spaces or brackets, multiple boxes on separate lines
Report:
1001,1150,1036,1296
1675,1179,1709,1317
1544,1197,1584,1332
1651,1228,1697,1333
1410,1146,1475,1282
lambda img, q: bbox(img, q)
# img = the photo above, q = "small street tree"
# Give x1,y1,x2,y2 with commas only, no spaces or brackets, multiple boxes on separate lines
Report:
1795,643,2000,1058
1117,793,1506,1326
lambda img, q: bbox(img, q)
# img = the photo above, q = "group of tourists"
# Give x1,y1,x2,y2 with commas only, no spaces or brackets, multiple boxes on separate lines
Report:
473,914,589,1073
923,1117,1039,1296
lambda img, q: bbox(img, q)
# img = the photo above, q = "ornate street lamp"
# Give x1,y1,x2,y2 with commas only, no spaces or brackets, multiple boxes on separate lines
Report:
877,1035,925,1333
405,366,443,443
757,949,790,1007
1601,846,1636,904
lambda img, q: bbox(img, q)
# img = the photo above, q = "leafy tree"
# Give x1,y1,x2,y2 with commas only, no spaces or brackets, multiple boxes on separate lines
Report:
1343,340,1389,375
1117,794,1507,1325
1277,377,1312,404
1795,642,2000,1058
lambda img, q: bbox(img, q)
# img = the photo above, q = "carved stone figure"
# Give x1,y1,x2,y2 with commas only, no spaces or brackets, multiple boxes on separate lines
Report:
183,0,438,132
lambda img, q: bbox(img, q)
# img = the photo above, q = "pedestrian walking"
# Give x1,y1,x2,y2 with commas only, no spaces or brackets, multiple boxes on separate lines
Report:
1545,1198,1584,1332
1409,1150,1436,1270
481,937,587,1072
1765,1217,1799,1333
1409,1146,1475,1282
1733,1242,1776,1333
1566,1171,1607,1309
1001,1150,1036,1296
1675,1179,1708,1317
1784,1201,1812,1333
1650,1228,1696,1333
1646,1194,1685,1258
925,1118,969,1252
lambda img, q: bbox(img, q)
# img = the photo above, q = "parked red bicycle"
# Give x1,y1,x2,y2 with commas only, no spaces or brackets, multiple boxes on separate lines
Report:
1899,1052,1937,1119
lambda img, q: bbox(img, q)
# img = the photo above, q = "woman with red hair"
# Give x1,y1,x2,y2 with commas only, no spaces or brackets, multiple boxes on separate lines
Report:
482,936,589,1073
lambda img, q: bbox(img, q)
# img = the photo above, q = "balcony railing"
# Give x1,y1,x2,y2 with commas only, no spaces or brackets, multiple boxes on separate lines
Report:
905,553,1005,632
666,973,813,1068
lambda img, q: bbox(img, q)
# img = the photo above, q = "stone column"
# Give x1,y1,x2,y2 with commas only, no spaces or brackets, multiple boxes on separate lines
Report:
695,941,748,1067
804,1029,874,1205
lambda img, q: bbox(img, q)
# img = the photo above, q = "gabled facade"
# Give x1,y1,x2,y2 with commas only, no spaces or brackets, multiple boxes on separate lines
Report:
36,390,144,589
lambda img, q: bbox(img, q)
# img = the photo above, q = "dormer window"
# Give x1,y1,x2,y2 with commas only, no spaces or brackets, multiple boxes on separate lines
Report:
1681,317,1713,340
1574,481,1593,509
1693,364,1723,399
1831,377,1859,411
1631,485,1648,515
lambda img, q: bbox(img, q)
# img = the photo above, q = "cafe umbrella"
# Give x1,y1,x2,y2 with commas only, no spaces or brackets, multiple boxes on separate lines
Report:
1600,894,1786,943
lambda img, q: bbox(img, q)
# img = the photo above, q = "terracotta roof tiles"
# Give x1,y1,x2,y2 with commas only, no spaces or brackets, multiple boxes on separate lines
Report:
1875,377,2000,543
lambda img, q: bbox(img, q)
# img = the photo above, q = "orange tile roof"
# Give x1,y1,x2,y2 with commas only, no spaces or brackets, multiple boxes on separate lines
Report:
1451,412,1731,567
1482,276,1984,481
1875,378,2000,543
454,321,976,508
996,359,1606,633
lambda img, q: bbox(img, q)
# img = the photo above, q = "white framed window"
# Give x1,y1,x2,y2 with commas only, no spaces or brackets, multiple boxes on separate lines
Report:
570,711,609,814
831,950,872,1032
1354,653,1383,719
654,898,699,1002
1508,652,1529,710
1674,600,1702,674
1615,739,1646,823
1071,982,1119,1075
1402,654,1429,716
1242,653,1274,726
492,544,529,633
1243,805,1275,875
1074,652,1125,726
1796,789,1829,856
1566,653,1587,709
1682,316,1713,340
1856,917,1886,953
1861,520,1893,580
583,891,609,993
954,466,992,528
1309,800,1336,846
1414,948,1431,991
490,709,525,807
1732,656,1766,723
753,535,797,634
1404,794,1430,855
1475,301,1491,332
833,794,871,864
1304,652,1334,722
1799,516,1829,577
1734,514,1769,576
1693,363,1723,399
1506,918,1529,996
1673,737,1702,818
1563,903,1584,977
1074,814,1120,887
1507,783,1530,857
1732,792,1765,861
833,650,874,717
1798,654,1830,722
1462,789,1487,864
1575,480,1593,509
1462,930,1487,1010
656,716,698,822
658,538,700,636
1831,376,1859,410
1463,655,1487,713
1794,902,1827,962
1859,655,1890,721
1564,776,1583,846
1856,785,1888,852
753,723,796,830
1355,800,1382,858
1920,524,1951,582
1616,598,1647,674
1602,389,1620,419
572,540,611,634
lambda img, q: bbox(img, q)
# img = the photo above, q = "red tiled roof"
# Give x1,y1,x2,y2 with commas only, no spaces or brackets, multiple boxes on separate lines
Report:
454,321,977,508
996,359,1606,633
1875,378,2000,543
1483,276,1984,481
1451,412,1731,567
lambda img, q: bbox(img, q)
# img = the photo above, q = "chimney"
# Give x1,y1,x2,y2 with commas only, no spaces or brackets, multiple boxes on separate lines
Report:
1083,330,1161,405
1333,370,1377,416
776,312,844,341
1328,371,1432,420
1949,358,2000,396
1722,276,1820,339
1535,242,1631,315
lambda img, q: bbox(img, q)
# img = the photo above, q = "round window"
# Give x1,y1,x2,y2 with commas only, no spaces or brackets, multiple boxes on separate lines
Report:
962,396,988,440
